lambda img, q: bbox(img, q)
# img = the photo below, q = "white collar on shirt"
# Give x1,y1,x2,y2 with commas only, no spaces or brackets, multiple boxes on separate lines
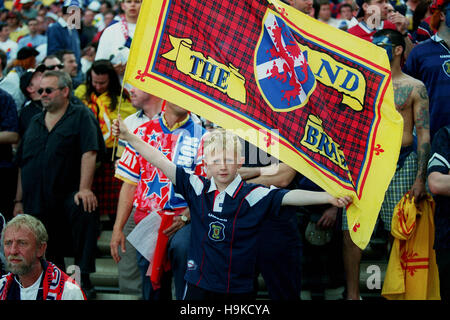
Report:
57,17,68,28
207,174,242,196
431,33,443,42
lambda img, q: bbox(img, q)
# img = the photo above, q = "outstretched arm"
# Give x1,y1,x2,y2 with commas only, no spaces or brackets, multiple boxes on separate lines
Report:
112,116,177,184
282,189,352,208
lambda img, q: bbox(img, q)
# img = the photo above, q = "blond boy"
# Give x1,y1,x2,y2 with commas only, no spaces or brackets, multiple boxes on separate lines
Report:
113,119,352,300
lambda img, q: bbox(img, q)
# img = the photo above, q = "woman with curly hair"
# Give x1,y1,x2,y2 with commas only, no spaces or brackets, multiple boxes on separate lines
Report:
75,59,136,218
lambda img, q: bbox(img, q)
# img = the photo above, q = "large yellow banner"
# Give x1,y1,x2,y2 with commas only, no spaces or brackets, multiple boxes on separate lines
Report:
124,0,403,249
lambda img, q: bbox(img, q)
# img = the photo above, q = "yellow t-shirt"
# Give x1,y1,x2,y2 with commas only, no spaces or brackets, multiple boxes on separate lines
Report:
9,26,29,43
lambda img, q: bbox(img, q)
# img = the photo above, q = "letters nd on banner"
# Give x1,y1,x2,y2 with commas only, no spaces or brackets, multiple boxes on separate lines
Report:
124,0,403,249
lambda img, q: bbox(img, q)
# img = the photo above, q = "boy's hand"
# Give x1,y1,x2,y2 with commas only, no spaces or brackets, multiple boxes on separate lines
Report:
112,115,130,140
330,195,352,208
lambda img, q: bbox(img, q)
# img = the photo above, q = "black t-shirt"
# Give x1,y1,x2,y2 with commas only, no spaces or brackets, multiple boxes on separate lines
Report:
427,125,450,250
0,89,18,167
18,100,43,137
15,101,103,216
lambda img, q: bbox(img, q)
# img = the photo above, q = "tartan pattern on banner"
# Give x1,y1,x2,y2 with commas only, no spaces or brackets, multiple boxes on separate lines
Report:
153,0,382,188
155,0,265,107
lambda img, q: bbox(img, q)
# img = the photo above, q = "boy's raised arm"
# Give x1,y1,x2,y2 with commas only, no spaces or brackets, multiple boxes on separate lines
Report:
112,116,177,184
282,189,352,208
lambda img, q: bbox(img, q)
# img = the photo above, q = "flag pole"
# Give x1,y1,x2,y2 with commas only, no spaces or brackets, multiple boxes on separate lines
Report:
111,73,126,162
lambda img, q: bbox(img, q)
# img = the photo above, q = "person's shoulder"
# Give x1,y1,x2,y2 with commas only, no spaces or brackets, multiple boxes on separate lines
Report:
185,115,206,132
434,125,450,143
47,21,61,31
17,36,29,45
101,21,121,36
239,182,285,206
178,166,208,183
347,23,362,34
124,110,141,122
0,87,16,104
138,117,161,129
0,87,12,97
400,73,427,89
69,98,96,119
410,38,435,54
74,83,87,96
7,39,18,48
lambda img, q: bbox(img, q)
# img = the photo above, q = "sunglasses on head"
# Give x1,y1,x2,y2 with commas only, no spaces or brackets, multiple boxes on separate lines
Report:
38,87,62,95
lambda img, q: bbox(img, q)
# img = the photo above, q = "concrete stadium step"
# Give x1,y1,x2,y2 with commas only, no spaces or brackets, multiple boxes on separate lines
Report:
91,229,389,300
94,292,141,300
97,230,113,257
90,257,119,288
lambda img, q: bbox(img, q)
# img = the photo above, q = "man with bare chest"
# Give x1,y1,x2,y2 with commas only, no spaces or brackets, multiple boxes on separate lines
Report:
342,29,431,300
380,29,431,207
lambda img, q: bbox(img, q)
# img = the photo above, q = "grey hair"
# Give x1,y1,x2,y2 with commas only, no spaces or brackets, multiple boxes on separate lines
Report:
1,214,48,247
43,70,73,92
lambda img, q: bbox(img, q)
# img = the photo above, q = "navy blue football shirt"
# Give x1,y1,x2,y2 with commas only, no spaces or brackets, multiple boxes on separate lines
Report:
174,166,290,293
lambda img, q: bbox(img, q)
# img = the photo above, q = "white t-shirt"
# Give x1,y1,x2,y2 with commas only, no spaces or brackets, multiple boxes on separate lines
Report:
0,39,18,64
0,69,25,111
95,20,136,63
0,272,85,300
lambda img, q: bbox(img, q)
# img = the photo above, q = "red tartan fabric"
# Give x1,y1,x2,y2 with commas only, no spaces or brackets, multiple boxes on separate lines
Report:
152,0,385,190
93,160,121,215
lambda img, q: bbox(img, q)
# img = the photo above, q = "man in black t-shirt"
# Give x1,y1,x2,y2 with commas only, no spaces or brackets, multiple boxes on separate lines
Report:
0,88,18,222
13,70,104,299
427,124,450,300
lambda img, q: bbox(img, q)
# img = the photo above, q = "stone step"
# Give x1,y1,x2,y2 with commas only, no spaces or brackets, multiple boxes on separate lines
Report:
98,230,113,256
88,231,389,299
90,257,119,287
94,292,141,300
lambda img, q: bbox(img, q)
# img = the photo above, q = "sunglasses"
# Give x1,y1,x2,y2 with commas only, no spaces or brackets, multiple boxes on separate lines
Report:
38,87,62,95
46,64,64,70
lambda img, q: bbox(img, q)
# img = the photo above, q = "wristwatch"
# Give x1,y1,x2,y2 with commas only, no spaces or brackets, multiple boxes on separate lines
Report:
180,215,189,223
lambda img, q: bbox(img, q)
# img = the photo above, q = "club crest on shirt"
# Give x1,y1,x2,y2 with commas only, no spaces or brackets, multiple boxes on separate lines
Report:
208,221,225,241
443,59,450,78
187,259,197,271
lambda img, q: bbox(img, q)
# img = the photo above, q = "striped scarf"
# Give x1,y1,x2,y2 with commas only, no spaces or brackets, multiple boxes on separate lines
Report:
0,261,85,300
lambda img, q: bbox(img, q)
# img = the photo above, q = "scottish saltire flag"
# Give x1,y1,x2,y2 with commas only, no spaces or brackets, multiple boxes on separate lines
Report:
124,0,403,249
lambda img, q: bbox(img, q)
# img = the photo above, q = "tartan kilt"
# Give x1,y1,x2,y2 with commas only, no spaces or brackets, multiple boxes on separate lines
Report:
93,160,122,216
378,151,417,231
